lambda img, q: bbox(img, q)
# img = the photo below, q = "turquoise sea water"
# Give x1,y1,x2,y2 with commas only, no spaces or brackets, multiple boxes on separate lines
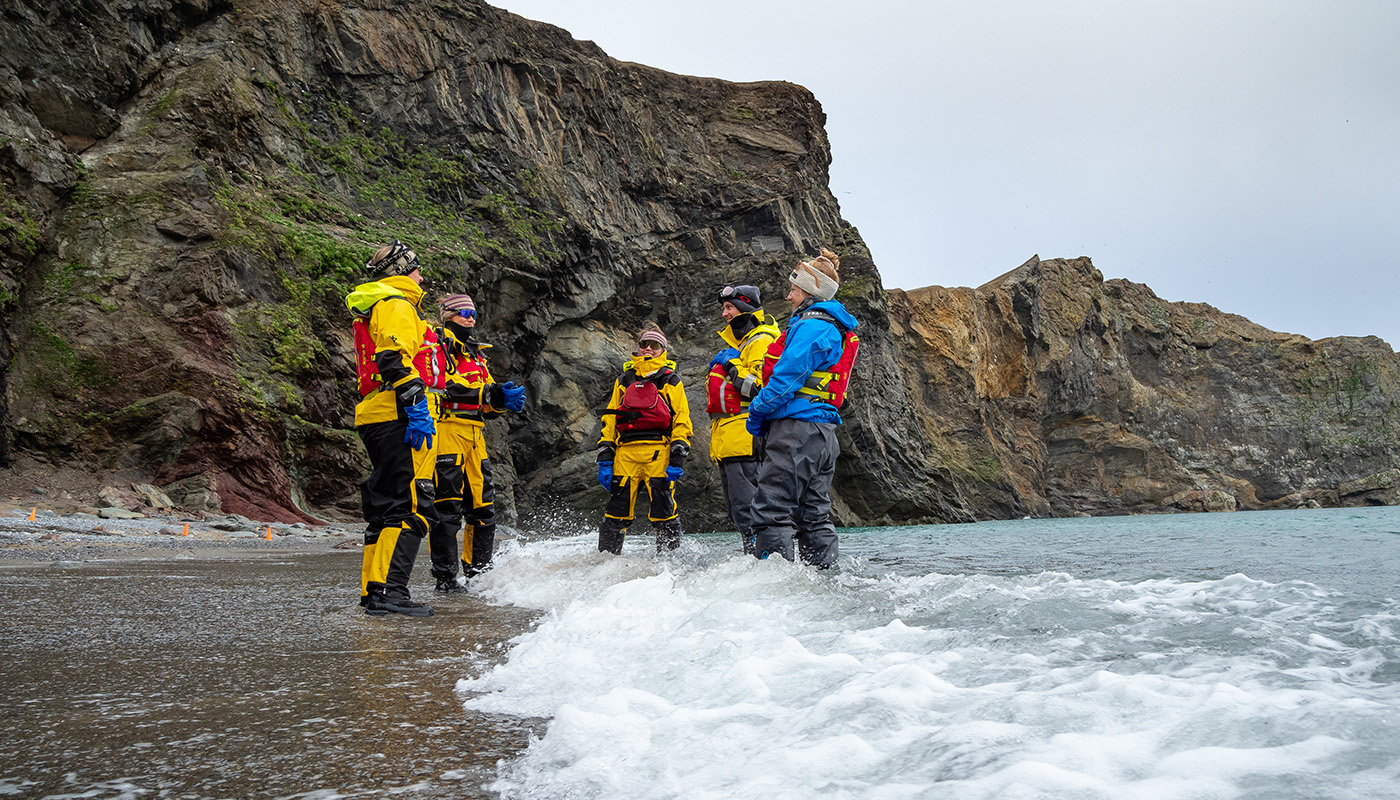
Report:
462,507,1400,799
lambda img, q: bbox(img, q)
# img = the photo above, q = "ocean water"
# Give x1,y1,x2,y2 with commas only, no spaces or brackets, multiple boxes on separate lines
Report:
460,507,1400,800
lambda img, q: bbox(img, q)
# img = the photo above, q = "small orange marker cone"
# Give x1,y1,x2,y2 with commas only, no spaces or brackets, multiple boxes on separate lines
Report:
183,523,190,536
266,526,273,540
28,508,36,521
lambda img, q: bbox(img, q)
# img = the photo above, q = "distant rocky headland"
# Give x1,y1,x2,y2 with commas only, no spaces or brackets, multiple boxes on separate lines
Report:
3,0,1397,529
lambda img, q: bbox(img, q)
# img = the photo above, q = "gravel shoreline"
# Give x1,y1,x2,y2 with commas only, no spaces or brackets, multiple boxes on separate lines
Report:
0,506,363,565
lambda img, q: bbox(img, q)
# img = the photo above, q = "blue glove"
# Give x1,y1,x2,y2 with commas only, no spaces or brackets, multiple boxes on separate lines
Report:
500,381,527,412
404,399,436,451
710,347,740,368
666,466,684,482
597,461,613,490
745,412,766,438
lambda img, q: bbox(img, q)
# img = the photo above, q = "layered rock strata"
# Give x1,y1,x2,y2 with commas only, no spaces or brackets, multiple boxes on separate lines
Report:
2,0,1396,526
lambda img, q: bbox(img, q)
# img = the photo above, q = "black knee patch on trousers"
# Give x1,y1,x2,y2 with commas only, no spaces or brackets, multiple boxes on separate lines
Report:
603,477,631,520
645,477,676,521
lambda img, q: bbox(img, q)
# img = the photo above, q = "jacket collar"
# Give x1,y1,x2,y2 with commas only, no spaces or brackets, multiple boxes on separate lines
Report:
717,309,776,348
379,275,425,308
625,352,674,377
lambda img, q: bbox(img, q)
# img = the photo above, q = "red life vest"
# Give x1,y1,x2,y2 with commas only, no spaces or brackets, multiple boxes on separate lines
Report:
706,361,745,415
350,300,442,398
610,372,674,434
352,317,381,398
441,346,493,416
761,314,860,408
418,327,446,391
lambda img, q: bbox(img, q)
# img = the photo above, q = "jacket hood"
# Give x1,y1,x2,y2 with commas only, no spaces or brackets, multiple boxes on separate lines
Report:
799,299,859,331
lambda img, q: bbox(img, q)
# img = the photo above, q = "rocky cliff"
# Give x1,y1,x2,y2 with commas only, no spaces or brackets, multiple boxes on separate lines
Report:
3,0,1397,527
889,257,1400,516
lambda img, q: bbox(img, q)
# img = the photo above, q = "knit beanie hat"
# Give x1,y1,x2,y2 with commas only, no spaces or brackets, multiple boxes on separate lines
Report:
719,284,761,314
788,248,840,301
637,321,668,350
438,293,476,322
367,240,421,277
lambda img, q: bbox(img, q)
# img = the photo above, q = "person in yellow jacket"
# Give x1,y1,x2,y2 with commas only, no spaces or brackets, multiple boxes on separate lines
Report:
596,322,692,554
429,293,527,592
706,285,780,554
346,240,440,617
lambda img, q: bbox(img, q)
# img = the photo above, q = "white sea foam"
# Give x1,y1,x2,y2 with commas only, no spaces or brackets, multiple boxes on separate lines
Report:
458,533,1400,799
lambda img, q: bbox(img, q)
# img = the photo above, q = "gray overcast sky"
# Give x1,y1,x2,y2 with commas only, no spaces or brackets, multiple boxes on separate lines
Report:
494,0,1400,347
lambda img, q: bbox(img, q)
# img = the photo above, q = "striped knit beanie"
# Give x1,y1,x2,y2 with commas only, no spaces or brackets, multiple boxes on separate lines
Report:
438,293,475,322
788,248,840,301
637,321,668,350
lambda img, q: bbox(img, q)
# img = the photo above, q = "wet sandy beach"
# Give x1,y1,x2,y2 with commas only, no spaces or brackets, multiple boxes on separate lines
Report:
1,514,540,799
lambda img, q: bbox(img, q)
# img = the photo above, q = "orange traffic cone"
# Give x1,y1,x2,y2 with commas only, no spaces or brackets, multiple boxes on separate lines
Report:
266,526,273,540
28,508,36,521
183,523,190,536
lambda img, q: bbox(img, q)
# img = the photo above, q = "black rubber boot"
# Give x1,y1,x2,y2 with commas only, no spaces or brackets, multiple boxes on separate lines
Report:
655,519,682,553
463,560,493,579
364,592,435,617
433,571,468,594
598,519,626,554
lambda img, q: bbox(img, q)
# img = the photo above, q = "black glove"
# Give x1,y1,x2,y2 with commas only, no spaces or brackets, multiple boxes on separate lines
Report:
669,441,689,468
597,442,616,464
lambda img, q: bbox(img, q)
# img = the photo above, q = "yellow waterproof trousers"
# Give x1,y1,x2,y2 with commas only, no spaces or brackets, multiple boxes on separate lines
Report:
603,441,677,524
432,417,497,576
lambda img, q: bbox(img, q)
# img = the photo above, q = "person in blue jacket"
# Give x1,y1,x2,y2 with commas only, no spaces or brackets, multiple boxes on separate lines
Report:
746,248,859,569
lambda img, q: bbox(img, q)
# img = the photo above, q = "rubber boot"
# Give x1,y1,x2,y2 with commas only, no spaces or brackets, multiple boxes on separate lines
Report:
598,518,626,555
741,532,757,556
655,519,681,553
364,590,435,617
433,570,468,594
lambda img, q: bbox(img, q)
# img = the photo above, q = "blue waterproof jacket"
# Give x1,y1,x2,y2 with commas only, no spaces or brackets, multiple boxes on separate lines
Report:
746,299,859,434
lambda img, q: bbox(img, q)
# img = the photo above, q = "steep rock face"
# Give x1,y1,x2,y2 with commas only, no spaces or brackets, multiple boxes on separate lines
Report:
2,0,1397,525
0,0,960,527
889,256,1400,516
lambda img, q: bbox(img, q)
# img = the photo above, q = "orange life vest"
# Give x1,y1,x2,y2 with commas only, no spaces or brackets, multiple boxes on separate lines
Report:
761,313,860,408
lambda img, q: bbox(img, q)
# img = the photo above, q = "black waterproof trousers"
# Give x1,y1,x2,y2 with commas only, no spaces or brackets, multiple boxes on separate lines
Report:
719,458,761,555
359,419,439,602
750,417,840,568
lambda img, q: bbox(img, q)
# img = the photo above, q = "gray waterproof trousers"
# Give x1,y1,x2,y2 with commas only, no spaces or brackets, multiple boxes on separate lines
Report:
719,458,761,554
750,417,840,568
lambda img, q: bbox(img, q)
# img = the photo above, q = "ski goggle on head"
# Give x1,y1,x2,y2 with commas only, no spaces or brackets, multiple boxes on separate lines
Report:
718,286,756,306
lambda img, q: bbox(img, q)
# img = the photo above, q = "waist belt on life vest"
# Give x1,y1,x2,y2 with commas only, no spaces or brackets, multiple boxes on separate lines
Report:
762,320,860,409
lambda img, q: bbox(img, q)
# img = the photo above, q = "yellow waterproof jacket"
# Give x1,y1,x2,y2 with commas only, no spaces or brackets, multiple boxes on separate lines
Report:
710,311,779,462
350,275,430,427
598,352,692,449
439,329,504,428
